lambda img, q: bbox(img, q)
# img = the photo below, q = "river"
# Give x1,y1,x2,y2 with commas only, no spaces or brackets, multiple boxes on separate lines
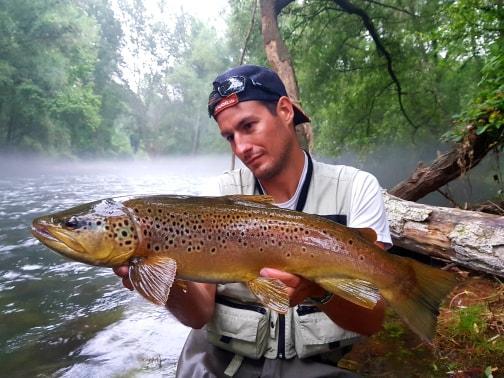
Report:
0,155,235,377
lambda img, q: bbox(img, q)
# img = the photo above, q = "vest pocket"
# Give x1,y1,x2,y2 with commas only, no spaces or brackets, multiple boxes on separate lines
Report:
293,305,361,358
207,297,270,359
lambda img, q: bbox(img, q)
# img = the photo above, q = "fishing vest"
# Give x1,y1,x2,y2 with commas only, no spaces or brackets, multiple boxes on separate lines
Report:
206,156,363,364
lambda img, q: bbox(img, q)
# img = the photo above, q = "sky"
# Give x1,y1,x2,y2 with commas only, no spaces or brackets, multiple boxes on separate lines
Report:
167,0,229,26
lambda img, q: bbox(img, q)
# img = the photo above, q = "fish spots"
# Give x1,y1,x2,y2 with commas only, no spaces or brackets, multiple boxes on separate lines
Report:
348,239,353,246
359,254,365,261
106,216,137,252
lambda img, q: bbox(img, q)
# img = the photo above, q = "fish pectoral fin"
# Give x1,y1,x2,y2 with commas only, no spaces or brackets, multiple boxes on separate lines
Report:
348,227,377,243
316,278,381,309
248,277,289,314
129,255,177,305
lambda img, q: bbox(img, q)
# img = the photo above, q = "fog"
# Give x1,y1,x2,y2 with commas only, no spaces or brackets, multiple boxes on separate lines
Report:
1,148,500,208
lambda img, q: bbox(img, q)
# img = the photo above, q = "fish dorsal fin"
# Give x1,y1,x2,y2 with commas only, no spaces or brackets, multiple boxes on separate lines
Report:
129,255,177,305
224,195,277,208
316,277,381,309
349,227,377,243
248,277,289,314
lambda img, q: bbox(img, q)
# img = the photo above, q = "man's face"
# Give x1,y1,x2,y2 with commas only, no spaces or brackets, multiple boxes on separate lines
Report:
215,100,294,180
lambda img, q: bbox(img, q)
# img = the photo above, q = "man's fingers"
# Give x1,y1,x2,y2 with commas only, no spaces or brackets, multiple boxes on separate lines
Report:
113,265,129,277
260,267,301,287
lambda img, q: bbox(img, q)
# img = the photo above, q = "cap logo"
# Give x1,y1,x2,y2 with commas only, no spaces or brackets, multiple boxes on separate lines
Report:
213,93,239,116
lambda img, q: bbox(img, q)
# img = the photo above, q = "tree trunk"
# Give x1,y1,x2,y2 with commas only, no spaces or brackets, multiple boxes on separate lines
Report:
259,0,312,151
384,192,504,277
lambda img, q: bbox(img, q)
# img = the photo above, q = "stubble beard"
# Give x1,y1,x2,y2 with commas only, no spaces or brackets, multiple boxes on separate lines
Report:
252,140,292,182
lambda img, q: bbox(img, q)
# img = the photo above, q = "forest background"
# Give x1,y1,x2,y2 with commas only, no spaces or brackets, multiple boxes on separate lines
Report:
0,0,502,202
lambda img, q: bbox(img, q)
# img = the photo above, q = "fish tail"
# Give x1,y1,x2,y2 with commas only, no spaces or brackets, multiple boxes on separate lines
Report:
382,256,458,342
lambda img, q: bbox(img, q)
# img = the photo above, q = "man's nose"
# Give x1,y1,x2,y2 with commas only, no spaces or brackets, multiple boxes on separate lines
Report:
234,135,253,156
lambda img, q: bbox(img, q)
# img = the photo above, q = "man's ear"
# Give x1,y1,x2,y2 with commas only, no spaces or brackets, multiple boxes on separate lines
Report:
276,96,295,126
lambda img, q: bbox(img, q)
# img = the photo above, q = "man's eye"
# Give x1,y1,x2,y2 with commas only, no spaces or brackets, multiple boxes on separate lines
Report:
225,135,234,142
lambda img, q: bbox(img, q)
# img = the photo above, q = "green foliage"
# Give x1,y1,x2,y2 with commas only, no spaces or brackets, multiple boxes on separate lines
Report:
234,0,503,157
2,0,501,160
226,0,267,66
443,48,504,143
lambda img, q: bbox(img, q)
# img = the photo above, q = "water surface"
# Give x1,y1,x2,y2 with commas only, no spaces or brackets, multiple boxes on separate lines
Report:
0,156,232,377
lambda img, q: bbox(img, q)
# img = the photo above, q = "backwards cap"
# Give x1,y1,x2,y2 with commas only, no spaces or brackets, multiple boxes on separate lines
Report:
208,64,310,125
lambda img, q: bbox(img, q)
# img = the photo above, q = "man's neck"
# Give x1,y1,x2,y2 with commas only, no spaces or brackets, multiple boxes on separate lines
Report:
258,148,306,203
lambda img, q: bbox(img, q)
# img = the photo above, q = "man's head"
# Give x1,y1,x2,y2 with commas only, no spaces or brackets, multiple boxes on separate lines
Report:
208,65,309,125
208,65,309,180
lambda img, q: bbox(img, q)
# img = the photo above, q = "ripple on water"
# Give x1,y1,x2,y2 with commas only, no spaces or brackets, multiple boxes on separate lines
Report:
21,264,43,271
59,301,190,378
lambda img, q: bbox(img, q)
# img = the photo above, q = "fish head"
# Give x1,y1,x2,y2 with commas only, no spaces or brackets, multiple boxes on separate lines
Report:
32,199,138,267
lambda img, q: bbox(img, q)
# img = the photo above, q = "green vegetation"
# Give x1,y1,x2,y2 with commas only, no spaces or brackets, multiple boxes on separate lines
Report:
0,0,502,159
342,277,503,376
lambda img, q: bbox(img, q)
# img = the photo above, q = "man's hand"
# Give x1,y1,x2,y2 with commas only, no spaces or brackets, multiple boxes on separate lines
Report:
260,267,385,335
112,264,215,329
259,267,326,307
112,265,133,291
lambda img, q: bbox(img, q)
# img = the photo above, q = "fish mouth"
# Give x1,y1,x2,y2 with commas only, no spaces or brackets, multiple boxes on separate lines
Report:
32,222,86,256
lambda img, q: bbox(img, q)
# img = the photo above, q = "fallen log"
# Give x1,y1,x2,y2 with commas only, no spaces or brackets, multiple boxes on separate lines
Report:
383,193,504,277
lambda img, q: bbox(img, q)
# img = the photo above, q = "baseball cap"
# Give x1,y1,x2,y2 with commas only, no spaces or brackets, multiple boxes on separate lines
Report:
208,65,310,125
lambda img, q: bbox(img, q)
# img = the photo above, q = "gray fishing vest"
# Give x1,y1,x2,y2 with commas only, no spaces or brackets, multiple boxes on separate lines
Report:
206,158,363,362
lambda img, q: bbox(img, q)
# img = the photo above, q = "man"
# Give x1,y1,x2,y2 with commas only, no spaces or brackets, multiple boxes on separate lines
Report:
115,64,392,377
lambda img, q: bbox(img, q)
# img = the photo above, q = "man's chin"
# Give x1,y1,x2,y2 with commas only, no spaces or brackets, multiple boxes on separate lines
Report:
250,164,278,182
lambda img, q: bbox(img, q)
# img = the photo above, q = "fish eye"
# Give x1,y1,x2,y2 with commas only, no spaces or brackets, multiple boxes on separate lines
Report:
64,217,80,229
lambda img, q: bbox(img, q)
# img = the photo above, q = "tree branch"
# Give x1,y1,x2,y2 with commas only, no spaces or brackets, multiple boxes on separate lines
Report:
332,0,418,130
274,0,295,16
362,0,417,17
239,0,259,65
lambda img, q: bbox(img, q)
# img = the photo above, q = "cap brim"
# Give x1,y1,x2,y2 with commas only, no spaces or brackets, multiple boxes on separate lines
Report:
293,104,310,125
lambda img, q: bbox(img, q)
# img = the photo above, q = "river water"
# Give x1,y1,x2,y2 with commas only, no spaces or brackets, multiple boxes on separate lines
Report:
0,156,234,377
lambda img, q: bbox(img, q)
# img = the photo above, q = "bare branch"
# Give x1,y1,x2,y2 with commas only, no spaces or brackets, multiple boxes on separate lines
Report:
274,0,295,15
239,0,259,65
332,0,419,130
362,0,417,17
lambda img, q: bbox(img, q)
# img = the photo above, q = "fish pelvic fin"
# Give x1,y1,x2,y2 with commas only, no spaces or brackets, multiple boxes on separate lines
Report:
382,256,458,343
248,277,289,314
316,278,381,309
129,255,177,305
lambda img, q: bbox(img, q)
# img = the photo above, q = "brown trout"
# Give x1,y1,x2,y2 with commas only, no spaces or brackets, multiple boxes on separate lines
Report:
32,194,457,341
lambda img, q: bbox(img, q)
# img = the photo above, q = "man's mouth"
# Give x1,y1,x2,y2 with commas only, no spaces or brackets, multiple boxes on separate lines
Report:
245,154,262,167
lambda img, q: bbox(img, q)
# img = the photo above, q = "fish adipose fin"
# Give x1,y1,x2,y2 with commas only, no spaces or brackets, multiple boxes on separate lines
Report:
248,277,289,314
129,255,177,305
382,256,458,342
316,278,381,309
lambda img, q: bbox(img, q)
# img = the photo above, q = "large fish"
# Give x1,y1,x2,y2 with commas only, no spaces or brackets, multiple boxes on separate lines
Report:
32,195,457,341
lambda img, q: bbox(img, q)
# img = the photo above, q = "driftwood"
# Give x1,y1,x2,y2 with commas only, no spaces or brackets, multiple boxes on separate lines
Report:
384,193,504,277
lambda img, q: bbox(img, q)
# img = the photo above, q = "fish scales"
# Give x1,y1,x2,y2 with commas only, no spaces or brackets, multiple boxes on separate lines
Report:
125,197,395,286
32,194,458,342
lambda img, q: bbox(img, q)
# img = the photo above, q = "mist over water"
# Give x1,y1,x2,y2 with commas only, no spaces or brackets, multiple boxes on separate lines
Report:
0,154,236,377
316,144,502,207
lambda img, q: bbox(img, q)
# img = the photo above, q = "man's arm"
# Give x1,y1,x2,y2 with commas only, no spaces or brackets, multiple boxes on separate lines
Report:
113,266,216,329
